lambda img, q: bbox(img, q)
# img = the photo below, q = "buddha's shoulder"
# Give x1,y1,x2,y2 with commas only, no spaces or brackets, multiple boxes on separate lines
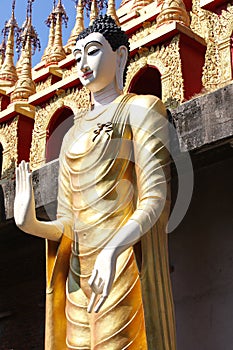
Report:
128,93,158,106
127,94,167,120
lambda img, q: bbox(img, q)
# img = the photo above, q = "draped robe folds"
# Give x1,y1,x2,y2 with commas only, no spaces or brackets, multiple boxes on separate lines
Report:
45,94,176,350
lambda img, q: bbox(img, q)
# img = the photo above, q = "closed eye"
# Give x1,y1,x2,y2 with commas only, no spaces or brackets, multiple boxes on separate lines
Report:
88,48,100,56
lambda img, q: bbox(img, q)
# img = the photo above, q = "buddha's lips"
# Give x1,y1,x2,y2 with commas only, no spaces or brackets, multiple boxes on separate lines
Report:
82,71,93,79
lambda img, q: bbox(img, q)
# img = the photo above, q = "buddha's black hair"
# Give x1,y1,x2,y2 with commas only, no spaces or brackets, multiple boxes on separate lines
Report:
76,14,130,53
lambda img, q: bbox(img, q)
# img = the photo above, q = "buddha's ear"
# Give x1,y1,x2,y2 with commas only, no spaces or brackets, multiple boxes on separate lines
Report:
116,45,128,91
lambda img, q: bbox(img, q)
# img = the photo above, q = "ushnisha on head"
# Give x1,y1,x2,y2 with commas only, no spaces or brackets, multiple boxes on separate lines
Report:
73,15,130,93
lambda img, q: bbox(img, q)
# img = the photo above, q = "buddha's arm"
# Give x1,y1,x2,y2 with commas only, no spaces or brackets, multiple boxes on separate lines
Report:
14,133,73,242
111,95,170,253
88,95,170,311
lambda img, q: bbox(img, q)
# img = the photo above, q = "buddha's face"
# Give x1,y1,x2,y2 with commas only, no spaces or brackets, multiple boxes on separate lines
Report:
73,32,118,92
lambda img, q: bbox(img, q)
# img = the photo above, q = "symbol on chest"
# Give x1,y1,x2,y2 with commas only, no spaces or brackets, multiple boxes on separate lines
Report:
92,122,113,142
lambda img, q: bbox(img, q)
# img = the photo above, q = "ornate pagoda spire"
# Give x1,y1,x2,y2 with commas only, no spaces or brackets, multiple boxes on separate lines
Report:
41,0,56,62
0,0,20,88
45,0,68,66
15,50,23,77
65,0,84,52
131,0,153,11
156,0,190,27
11,35,35,102
107,0,120,26
11,0,40,102
90,0,98,25
0,38,6,71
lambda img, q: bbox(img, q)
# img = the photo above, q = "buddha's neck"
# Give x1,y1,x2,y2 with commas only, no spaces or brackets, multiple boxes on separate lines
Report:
92,82,120,108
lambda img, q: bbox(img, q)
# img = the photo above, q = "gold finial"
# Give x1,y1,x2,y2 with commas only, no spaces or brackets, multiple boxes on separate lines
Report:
11,35,36,102
65,0,84,51
107,0,120,26
16,0,41,55
46,0,68,65
0,0,19,87
90,0,98,25
42,2,56,61
156,0,190,27
0,26,17,87
11,0,39,102
42,15,55,61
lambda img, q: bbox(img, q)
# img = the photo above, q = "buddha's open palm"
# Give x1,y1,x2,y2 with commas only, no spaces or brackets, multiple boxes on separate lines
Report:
14,160,36,231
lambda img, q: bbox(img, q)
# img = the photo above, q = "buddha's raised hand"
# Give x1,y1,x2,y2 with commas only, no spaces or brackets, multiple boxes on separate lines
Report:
14,160,37,233
14,160,64,241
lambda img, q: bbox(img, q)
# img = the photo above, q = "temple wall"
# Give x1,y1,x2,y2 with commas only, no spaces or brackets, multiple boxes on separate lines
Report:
170,156,233,350
0,224,45,349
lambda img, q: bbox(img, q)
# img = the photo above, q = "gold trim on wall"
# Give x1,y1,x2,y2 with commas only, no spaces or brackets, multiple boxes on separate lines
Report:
191,0,233,90
0,116,18,180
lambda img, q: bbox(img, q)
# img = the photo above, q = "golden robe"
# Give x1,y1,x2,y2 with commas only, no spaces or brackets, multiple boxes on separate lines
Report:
45,94,176,350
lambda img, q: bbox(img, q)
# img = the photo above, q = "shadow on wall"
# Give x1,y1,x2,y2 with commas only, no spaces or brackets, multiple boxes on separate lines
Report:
128,65,162,98
46,107,74,162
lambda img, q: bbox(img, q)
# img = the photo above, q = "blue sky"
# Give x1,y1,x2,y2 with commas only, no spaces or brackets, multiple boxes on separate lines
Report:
0,0,121,66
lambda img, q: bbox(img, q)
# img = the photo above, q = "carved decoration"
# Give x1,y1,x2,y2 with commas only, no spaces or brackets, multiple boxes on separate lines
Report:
191,0,233,90
129,21,157,44
125,36,184,108
36,76,53,93
202,39,221,91
30,86,90,170
63,64,77,79
0,116,18,180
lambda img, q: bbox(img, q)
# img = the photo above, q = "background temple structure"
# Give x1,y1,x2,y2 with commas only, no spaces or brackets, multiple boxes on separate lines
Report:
0,0,232,348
